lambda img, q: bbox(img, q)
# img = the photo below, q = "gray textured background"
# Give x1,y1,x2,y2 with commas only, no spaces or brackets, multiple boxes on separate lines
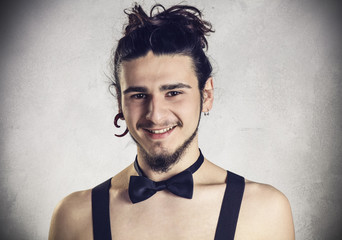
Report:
1,0,341,239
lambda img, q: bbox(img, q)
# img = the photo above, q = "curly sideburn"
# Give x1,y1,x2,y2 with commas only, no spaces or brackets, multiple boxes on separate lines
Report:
113,3,214,106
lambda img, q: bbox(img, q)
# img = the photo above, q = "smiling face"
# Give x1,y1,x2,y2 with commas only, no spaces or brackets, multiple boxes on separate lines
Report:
120,51,212,171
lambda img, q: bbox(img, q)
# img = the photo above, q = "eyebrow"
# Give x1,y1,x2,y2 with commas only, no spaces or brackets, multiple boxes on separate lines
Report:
123,83,192,95
123,86,148,95
159,83,192,91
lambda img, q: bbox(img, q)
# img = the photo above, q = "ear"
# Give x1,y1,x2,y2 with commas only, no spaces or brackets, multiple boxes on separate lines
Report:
116,89,123,113
117,99,122,113
202,77,214,112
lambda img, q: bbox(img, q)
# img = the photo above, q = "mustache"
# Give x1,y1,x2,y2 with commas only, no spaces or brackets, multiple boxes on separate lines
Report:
137,120,183,129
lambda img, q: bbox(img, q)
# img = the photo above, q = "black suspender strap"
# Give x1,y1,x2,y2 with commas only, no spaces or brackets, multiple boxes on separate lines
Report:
92,178,112,240
214,171,245,240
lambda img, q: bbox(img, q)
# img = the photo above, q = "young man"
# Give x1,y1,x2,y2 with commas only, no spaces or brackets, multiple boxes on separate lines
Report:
49,4,295,240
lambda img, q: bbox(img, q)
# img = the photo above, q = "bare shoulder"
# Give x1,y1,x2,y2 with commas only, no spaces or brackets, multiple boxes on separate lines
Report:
244,180,290,206
235,180,295,240
48,189,92,240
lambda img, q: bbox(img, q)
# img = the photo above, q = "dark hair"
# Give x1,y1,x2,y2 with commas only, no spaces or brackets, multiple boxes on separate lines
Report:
112,3,214,107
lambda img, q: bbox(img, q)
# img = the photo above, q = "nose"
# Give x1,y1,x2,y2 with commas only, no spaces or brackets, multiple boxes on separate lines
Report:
145,95,167,124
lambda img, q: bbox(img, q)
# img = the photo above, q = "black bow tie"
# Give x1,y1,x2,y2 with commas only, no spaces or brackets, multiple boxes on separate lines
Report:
128,150,204,204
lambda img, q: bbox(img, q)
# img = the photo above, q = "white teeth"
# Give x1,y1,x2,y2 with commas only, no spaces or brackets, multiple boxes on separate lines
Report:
148,126,175,134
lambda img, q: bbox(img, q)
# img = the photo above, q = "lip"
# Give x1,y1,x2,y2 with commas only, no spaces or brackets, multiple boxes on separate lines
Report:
143,125,177,139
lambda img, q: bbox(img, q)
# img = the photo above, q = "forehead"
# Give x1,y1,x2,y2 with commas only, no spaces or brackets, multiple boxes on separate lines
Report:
120,51,197,89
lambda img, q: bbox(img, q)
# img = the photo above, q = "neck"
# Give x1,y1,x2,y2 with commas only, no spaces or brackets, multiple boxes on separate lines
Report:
136,141,200,182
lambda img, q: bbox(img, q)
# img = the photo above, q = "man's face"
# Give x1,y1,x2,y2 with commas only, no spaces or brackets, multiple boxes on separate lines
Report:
120,51,202,161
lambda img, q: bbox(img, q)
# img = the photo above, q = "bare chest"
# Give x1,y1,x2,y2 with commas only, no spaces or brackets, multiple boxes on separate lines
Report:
110,185,226,240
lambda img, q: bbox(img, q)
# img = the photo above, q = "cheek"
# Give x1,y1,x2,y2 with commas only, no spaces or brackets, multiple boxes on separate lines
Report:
122,101,140,125
175,98,201,120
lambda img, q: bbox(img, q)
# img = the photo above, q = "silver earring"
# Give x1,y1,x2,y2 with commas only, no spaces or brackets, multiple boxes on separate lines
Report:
204,111,209,116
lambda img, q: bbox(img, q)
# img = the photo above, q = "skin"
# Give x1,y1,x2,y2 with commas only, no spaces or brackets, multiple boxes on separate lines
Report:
49,52,295,240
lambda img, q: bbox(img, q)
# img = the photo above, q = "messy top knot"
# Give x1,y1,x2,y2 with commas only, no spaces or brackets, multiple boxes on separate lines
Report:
113,3,214,105
124,4,213,49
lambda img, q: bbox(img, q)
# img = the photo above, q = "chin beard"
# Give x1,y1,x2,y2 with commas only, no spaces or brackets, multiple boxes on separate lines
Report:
132,127,199,173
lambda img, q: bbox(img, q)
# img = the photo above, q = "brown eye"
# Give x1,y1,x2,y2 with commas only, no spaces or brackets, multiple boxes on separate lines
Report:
166,91,182,97
131,93,147,99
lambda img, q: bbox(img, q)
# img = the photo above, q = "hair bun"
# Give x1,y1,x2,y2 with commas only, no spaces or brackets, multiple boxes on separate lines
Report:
123,4,214,49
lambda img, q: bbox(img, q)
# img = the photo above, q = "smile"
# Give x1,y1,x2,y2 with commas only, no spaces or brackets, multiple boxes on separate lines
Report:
144,125,177,134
